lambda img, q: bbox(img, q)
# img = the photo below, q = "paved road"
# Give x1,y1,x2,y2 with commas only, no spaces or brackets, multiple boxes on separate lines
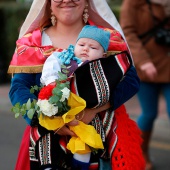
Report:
0,83,170,170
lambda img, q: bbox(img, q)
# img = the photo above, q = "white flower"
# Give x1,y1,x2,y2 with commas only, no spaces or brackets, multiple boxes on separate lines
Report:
37,99,58,117
60,87,70,102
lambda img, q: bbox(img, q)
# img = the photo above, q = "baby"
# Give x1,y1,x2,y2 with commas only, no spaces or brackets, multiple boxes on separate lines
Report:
41,25,110,86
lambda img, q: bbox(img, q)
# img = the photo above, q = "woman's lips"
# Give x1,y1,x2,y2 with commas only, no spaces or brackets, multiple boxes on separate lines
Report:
60,5,75,8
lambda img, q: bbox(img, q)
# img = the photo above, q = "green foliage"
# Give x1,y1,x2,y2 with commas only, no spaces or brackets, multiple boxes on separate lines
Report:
30,85,42,94
11,66,71,119
49,70,71,116
11,99,37,119
107,0,122,20
58,72,68,82
0,2,30,83
3,3,29,57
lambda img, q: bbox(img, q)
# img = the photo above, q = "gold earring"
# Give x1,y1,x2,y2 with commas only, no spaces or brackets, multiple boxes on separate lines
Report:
83,4,89,23
51,12,56,26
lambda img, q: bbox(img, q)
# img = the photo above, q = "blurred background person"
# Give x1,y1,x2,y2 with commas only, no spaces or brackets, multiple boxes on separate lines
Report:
120,0,170,170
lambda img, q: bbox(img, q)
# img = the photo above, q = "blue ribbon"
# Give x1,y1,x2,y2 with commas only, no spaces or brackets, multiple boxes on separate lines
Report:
57,45,82,65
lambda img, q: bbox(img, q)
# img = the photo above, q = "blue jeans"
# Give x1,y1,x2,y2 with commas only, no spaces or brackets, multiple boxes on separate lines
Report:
137,82,170,131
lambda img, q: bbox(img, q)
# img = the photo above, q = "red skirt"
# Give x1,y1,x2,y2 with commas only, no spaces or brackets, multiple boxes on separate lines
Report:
15,126,30,170
112,105,145,170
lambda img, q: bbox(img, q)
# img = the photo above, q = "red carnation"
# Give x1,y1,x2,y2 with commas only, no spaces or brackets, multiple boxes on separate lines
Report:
38,84,55,100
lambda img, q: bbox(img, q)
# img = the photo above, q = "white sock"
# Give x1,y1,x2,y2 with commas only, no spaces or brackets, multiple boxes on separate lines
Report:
73,152,91,163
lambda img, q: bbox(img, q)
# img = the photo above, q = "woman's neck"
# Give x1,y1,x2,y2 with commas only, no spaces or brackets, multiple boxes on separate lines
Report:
55,21,85,35
46,21,85,49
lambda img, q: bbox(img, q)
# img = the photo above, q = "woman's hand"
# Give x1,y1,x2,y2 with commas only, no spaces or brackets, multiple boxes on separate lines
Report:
54,102,110,135
54,119,79,136
140,62,157,81
77,102,111,124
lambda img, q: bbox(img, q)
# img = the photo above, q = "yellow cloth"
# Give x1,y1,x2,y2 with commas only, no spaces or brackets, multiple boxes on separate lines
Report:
39,92,104,153
68,121,104,154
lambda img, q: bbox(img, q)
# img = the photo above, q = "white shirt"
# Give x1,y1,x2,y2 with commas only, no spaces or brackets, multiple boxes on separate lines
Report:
41,31,62,86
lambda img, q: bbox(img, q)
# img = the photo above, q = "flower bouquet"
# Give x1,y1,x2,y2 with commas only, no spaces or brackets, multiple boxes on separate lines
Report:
11,66,104,154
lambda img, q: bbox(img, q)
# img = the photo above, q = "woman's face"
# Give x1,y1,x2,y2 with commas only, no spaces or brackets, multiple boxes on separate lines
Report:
51,0,87,25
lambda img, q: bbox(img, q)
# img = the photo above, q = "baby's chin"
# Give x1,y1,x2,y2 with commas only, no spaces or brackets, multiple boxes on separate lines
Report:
80,57,87,62
80,58,90,63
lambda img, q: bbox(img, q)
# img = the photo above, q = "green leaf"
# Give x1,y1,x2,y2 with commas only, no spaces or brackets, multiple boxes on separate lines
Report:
32,99,38,106
61,65,70,74
34,85,39,91
49,96,60,103
65,81,70,85
61,65,67,69
27,109,35,119
20,108,27,116
58,71,67,80
30,85,41,93
52,88,62,96
15,113,20,118
30,88,34,94
11,103,21,113
26,99,32,110
57,102,63,108
15,102,21,108
34,103,39,111
31,101,36,108
12,107,20,114
62,69,69,74
21,104,26,112
58,83,66,89
66,105,71,111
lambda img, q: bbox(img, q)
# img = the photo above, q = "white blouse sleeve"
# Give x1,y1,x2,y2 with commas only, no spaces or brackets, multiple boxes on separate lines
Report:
40,52,62,86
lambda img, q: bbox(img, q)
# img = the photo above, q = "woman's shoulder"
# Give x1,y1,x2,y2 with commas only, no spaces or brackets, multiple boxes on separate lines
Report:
17,28,42,46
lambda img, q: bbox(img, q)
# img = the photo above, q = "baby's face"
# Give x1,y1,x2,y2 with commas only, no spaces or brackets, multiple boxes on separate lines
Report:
74,38,105,62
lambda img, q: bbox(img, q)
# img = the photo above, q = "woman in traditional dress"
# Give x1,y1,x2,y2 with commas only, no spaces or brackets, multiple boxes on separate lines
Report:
8,0,145,169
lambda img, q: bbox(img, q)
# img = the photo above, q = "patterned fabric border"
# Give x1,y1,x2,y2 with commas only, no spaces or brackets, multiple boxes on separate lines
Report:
90,60,110,108
39,133,51,165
